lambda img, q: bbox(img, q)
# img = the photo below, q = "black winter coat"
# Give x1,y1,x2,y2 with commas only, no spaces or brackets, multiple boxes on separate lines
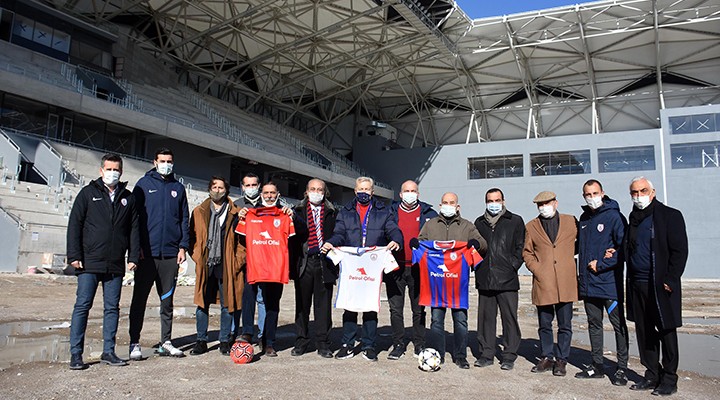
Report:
473,210,525,291
291,199,338,283
625,199,688,329
67,178,140,275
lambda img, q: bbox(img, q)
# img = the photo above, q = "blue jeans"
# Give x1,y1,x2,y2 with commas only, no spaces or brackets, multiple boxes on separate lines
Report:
241,280,266,339
70,272,123,355
537,302,573,361
341,311,378,350
195,277,232,342
429,307,468,360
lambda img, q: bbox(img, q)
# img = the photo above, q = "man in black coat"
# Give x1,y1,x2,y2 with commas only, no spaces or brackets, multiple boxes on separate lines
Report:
624,177,688,396
290,178,338,358
473,188,525,371
67,153,139,370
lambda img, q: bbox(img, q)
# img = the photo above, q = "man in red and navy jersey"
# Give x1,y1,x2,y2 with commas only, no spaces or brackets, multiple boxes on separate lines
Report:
387,180,437,359
235,182,295,357
417,192,485,369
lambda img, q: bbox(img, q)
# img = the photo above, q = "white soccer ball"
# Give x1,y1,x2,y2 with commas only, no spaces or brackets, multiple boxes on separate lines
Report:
418,348,442,372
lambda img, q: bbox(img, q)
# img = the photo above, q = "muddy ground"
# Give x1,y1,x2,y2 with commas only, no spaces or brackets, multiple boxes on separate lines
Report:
0,274,718,399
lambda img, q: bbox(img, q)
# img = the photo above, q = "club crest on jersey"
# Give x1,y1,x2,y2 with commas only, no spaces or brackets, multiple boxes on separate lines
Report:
370,253,378,261
121,198,127,206
171,190,178,198
597,224,604,232
450,252,457,261
273,219,281,228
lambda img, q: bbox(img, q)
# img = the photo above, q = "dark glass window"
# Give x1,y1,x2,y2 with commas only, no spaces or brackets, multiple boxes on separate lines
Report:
531,150,590,176
671,142,720,169
468,155,523,179
598,145,655,173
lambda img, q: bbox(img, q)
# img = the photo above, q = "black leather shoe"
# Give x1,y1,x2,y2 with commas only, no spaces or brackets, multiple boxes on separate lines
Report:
100,352,128,366
474,357,493,368
630,379,658,391
291,347,305,356
455,358,470,369
190,341,208,355
219,341,231,356
69,354,86,370
553,359,567,376
651,384,677,396
264,346,278,357
318,349,333,358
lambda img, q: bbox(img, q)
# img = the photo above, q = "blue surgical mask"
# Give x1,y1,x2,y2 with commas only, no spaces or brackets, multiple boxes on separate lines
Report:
486,202,503,215
356,192,372,205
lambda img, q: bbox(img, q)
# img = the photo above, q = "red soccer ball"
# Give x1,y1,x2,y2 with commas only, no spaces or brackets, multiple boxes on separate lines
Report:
230,341,254,364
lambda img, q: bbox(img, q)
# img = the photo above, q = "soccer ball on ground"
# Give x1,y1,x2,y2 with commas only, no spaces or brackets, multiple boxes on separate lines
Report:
230,341,254,364
418,348,442,372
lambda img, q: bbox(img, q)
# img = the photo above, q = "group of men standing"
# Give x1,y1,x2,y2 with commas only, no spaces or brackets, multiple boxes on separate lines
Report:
66,148,688,396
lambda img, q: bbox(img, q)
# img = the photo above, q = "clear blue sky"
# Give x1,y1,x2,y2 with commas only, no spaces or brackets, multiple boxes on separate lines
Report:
456,1,580,19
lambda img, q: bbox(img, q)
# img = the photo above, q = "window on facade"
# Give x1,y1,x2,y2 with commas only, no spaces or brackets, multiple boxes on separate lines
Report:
468,154,523,179
669,114,718,135
598,145,655,173
671,141,720,169
530,150,590,176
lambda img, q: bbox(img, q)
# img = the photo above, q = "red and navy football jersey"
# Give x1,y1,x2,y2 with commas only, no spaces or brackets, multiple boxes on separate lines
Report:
412,240,482,309
235,207,295,284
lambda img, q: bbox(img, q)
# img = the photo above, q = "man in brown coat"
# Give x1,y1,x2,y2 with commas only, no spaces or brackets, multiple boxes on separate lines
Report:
188,176,246,356
523,191,578,377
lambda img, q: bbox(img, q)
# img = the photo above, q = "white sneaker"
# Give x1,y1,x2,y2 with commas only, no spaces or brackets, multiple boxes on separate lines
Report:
158,341,185,357
129,343,142,361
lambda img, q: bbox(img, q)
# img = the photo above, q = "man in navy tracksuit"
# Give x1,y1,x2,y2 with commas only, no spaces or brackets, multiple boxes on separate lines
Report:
575,179,629,385
129,148,190,359
386,180,437,359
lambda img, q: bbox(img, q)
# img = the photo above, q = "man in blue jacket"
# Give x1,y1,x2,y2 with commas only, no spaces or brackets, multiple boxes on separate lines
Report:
321,176,402,362
386,180,437,359
67,153,139,370
128,148,190,359
575,179,629,385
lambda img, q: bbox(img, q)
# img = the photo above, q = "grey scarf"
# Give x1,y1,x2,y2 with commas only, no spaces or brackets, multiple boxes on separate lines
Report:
207,201,228,267
484,206,506,228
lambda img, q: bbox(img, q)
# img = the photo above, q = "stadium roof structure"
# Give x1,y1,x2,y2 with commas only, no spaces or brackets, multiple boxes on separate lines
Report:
51,0,720,150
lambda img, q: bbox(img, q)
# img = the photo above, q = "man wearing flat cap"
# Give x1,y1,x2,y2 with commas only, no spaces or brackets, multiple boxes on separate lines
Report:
522,191,578,377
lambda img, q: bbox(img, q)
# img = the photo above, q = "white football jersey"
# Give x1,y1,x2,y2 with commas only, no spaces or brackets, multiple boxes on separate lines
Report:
327,246,399,312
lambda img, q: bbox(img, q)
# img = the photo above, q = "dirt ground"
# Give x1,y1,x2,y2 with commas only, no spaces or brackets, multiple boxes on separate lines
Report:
0,274,718,399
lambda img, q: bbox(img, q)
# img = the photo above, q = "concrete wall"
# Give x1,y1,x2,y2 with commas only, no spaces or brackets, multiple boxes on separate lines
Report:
0,207,20,272
355,105,720,278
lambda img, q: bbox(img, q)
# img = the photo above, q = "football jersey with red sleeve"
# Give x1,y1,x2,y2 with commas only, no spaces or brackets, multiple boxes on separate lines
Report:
235,207,295,284
412,240,482,309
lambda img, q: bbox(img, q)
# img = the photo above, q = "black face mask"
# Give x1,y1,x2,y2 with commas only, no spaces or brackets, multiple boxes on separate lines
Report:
356,192,372,205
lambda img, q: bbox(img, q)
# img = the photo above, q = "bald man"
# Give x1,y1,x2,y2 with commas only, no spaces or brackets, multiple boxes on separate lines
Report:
418,192,486,369
386,180,438,359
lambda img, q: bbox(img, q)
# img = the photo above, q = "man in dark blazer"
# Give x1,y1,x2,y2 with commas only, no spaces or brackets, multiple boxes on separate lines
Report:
624,176,688,396
290,178,338,358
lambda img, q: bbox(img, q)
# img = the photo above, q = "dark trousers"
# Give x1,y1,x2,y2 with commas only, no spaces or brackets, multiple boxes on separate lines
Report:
129,257,178,343
430,307,468,360
583,297,629,369
260,282,283,348
537,302,573,361
477,290,521,362
294,255,333,350
341,311,378,350
241,277,266,339
195,275,232,343
70,272,123,355
386,266,425,349
631,281,679,387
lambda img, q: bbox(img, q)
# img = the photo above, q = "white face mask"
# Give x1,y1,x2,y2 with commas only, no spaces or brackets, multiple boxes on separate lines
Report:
262,197,278,207
401,192,418,205
585,196,603,210
308,192,324,205
538,205,555,219
102,170,120,186
156,163,173,176
440,204,457,218
244,186,259,198
486,202,503,215
632,195,651,210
